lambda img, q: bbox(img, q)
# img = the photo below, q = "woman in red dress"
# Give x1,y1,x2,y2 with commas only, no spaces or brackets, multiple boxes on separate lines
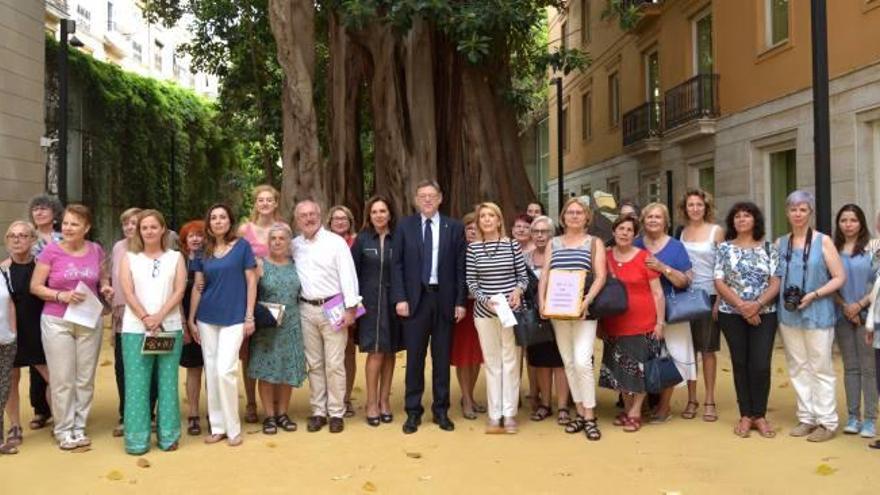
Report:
452,212,485,419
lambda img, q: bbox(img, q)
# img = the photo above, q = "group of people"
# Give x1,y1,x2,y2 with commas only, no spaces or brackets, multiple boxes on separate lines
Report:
0,181,879,456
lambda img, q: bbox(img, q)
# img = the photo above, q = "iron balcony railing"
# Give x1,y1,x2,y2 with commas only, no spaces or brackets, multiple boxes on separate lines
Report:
664,73,719,131
622,100,663,147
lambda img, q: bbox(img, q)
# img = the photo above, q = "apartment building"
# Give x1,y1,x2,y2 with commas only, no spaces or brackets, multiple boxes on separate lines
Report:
45,0,218,98
545,0,880,236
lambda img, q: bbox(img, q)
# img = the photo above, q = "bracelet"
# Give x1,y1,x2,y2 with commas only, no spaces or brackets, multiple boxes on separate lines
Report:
244,316,255,322
54,291,61,302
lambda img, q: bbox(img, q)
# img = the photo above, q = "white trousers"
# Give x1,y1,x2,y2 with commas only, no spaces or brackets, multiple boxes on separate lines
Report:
664,322,697,384
474,317,522,420
779,324,838,430
41,315,103,441
198,321,244,438
300,303,348,418
552,319,597,409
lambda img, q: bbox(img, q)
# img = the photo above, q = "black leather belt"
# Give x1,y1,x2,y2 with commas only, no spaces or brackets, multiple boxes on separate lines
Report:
424,284,440,293
299,296,331,306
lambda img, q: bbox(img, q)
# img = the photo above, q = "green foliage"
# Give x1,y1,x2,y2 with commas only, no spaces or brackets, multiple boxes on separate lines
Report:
45,36,246,246
600,0,643,31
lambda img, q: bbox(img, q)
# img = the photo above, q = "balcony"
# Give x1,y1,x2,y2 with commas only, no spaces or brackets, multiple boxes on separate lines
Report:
622,101,663,153
663,73,719,143
622,0,663,32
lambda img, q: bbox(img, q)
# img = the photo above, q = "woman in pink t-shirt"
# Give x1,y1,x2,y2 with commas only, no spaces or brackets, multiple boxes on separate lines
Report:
30,205,112,450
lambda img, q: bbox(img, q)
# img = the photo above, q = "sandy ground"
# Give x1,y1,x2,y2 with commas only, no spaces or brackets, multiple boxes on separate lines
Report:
2,330,878,495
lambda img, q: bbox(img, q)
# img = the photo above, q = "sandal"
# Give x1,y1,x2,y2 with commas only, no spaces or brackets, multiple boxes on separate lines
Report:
565,415,586,434
681,401,699,420
702,402,718,422
530,405,552,422
734,417,752,438
244,404,259,424
622,416,642,433
163,441,179,451
460,399,477,420
473,403,487,414
380,412,393,423
583,418,602,440
870,440,880,450
752,417,776,438
28,415,51,430
6,425,23,447
344,401,356,418
276,414,298,432
262,416,278,435
186,416,202,436
0,442,19,455
556,408,571,425
613,412,628,426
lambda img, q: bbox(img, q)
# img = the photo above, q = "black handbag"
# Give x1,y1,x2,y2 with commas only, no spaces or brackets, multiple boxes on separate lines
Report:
254,302,278,329
586,245,628,318
665,287,712,323
644,342,683,394
514,257,555,347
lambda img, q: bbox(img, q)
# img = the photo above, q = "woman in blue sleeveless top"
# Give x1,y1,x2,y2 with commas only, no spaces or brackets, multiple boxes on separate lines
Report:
775,190,845,443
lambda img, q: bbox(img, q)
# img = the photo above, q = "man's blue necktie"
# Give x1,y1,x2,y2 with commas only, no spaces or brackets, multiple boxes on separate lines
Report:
422,218,433,286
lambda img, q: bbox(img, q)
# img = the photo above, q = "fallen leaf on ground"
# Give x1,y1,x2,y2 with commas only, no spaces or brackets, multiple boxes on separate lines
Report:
362,481,377,492
820,456,839,462
776,367,784,374
106,470,124,481
406,451,422,459
555,471,573,477
246,429,261,435
721,368,730,372
100,360,112,367
419,475,433,482
815,464,837,476
71,446,92,453
331,474,352,481
265,441,277,448
353,386,363,393
778,381,790,388
136,458,151,468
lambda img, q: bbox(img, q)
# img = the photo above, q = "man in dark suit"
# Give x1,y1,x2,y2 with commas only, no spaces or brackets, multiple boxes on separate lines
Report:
391,179,467,434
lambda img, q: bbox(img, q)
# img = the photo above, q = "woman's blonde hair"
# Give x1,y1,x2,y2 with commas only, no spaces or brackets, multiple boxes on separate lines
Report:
119,207,143,225
326,205,356,236
248,184,282,223
558,196,593,231
640,202,672,231
128,209,169,253
475,202,507,241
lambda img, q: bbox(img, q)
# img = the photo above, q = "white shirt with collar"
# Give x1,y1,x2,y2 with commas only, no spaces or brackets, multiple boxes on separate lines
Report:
293,227,362,308
421,211,441,285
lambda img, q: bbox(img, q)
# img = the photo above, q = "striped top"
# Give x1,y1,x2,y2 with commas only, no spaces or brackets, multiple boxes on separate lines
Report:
466,239,530,318
549,236,593,273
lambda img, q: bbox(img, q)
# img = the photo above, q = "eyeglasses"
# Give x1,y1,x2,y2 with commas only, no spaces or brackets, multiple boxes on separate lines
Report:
531,229,552,235
152,259,161,278
331,216,349,222
5,233,32,241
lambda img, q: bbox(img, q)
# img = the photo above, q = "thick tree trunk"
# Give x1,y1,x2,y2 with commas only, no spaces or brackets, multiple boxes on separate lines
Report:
268,0,325,214
327,12,366,222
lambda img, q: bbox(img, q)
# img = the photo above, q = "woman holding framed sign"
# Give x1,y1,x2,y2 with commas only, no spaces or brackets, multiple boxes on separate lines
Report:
538,196,606,441
118,210,187,455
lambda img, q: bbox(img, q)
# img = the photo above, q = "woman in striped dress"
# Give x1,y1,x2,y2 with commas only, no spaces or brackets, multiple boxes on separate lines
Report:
466,203,529,434
538,196,607,441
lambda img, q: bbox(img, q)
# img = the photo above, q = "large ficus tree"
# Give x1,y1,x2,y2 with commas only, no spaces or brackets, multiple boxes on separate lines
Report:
146,0,586,221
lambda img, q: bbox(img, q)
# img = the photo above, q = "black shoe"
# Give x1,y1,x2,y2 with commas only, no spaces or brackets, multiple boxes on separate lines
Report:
379,413,393,424
366,416,381,427
307,415,327,432
432,414,455,431
402,413,421,434
328,417,344,433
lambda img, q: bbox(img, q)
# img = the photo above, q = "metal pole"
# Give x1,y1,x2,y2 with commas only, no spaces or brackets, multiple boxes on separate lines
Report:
666,169,674,234
811,0,831,233
58,19,73,204
554,77,564,215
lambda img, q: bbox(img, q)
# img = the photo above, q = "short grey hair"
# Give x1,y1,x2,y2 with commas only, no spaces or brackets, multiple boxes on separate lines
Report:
530,215,554,231
268,222,292,239
785,190,815,212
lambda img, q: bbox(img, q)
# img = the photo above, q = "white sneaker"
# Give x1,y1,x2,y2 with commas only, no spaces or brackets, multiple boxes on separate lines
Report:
58,434,79,450
72,432,92,447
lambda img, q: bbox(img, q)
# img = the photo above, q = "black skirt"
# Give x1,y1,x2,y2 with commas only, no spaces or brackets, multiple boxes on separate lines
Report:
599,333,660,394
179,342,204,368
527,340,564,368
10,261,46,367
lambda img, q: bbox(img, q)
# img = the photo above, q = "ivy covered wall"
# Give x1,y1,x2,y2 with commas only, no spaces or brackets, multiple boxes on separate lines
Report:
45,37,250,249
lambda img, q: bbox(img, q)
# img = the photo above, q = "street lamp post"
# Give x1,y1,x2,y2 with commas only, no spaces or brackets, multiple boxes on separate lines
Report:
552,77,564,214
57,19,83,204
810,0,831,233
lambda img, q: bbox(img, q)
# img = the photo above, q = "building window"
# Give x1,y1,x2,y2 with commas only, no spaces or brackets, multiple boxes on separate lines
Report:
537,118,550,208
561,21,569,52
642,173,662,205
562,100,570,153
581,91,592,141
693,11,713,74
766,0,789,47
769,148,797,236
606,178,621,201
154,40,164,72
608,72,620,128
581,0,591,46
76,5,91,33
690,159,715,197
107,1,115,32
132,41,142,63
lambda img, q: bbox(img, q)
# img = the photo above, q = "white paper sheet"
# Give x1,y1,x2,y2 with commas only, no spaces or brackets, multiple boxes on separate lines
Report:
62,281,103,328
490,293,518,328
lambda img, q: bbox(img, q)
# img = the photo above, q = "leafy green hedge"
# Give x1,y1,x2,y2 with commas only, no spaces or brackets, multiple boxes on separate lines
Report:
45,36,247,247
